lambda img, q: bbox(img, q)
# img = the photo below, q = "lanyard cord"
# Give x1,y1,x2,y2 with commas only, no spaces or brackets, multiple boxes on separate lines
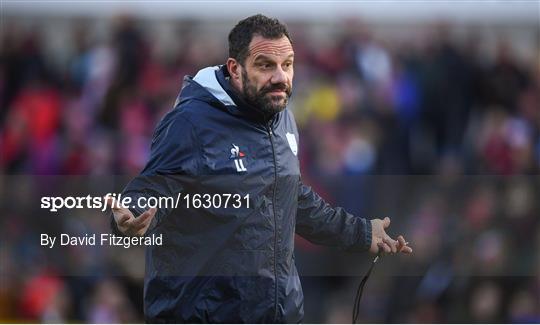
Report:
352,254,380,324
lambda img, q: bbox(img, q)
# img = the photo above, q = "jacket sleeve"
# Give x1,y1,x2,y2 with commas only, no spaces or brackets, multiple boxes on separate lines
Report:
295,179,372,251
111,110,199,236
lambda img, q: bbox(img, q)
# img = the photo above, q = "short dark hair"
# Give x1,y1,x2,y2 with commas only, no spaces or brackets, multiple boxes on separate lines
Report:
228,14,292,65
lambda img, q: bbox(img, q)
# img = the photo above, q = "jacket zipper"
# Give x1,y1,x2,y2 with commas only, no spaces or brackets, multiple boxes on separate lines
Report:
267,124,279,322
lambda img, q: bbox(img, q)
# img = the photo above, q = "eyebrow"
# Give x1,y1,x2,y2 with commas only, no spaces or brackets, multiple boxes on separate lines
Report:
253,53,295,62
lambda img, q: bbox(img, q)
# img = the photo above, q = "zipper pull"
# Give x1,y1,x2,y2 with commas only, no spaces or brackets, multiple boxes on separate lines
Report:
267,125,273,136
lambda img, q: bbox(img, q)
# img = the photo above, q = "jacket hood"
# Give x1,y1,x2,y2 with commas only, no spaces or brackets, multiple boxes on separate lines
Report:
177,65,280,125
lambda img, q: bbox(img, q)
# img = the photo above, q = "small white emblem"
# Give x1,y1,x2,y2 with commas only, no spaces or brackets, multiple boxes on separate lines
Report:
286,133,298,156
230,144,247,172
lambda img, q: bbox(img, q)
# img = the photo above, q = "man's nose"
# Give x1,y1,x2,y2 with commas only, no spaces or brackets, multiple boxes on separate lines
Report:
271,66,287,84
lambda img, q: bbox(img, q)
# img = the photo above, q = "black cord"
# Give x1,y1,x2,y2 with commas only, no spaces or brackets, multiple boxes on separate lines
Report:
352,254,380,324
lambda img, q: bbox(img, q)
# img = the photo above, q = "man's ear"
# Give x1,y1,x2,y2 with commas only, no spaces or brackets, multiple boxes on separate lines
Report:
227,58,243,92
227,58,241,81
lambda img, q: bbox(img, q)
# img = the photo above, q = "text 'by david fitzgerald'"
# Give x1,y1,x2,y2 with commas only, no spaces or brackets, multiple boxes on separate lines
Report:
41,233,163,248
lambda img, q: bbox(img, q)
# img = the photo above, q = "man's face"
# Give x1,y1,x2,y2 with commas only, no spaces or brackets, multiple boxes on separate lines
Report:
238,35,294,116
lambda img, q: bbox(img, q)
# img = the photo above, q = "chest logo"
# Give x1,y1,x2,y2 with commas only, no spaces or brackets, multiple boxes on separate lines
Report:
230,144,247,172
286,133,298,156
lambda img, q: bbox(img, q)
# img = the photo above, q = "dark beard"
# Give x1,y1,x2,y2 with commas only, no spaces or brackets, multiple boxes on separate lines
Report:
241,69,291,117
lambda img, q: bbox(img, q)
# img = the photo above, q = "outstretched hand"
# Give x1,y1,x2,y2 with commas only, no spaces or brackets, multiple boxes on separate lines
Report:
370,217,412,255
105,196,157,236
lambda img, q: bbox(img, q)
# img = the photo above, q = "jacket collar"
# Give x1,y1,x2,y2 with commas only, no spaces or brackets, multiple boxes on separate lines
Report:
191,65,280,127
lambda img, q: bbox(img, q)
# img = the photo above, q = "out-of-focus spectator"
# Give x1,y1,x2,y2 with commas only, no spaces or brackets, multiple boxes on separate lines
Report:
85,278,138,323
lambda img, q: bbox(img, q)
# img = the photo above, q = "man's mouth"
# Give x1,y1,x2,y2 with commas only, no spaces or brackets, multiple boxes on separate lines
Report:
268,90,286,95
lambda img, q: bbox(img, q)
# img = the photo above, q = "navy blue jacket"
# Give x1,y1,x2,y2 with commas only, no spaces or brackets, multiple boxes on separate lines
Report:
113,65,372,323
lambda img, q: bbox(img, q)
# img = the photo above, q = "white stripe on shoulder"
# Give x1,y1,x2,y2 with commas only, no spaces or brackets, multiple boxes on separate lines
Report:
192,66,236,107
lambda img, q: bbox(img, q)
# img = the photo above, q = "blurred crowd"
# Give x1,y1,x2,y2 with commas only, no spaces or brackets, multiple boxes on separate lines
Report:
0,15,539,323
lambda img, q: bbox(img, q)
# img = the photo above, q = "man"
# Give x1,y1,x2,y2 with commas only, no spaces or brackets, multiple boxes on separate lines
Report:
107,14,412,323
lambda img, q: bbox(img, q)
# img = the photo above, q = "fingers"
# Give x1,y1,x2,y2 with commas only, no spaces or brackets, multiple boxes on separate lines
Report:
104,196,130,214
383,236,398,254
397,235,406,246
105,194,158,236
400,246,413,254
133,208,157,228
131,208,157,235
116,213,132,226
104,195,119,209
383,217,391,229
107,195,135,228
397,235,413,254
378,239,413,255
377,242,392,254
378,235,411,255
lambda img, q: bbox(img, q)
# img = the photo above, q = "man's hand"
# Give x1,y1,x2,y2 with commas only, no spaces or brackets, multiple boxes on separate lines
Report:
105,196,157,236
370,217,412,255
